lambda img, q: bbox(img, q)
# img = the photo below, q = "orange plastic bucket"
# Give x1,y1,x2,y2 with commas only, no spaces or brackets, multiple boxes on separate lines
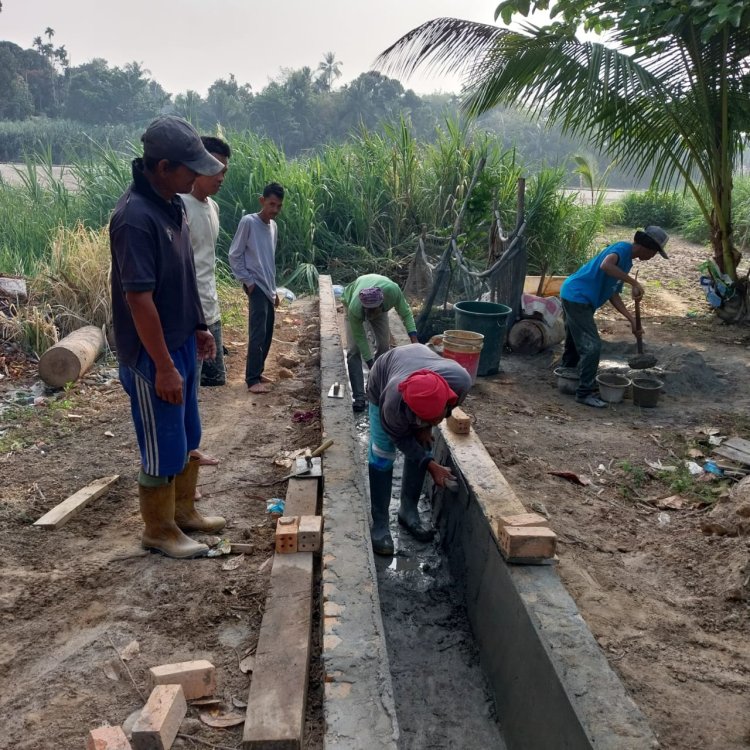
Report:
441,329,484,384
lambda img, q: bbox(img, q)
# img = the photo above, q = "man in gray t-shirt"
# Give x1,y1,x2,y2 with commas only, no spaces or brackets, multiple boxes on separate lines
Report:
366,344,472,555
228,182,284,394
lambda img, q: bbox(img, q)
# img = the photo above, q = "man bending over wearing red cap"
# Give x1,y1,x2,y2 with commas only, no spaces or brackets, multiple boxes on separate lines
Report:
366,343,472,555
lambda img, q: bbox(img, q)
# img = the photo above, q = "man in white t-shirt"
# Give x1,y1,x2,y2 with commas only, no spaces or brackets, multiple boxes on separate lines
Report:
180,136,230,387
180,136,230,470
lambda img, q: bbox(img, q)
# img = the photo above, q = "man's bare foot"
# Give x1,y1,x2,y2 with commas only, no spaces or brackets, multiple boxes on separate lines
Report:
189,449,220,466
194,488,203,501
248,382,272,393
260,374,274,383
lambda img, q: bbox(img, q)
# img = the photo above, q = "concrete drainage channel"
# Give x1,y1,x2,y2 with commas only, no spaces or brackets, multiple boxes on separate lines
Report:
318,276,658,749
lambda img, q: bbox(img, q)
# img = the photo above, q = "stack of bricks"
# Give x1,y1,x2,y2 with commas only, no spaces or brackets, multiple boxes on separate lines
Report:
275,515,323,554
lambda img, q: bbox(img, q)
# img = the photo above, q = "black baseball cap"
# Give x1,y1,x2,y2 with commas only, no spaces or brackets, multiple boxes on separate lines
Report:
141,116,224,175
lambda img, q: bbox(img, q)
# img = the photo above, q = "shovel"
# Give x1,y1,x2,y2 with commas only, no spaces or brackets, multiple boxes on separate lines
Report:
628,292,657,370
282,438,334,480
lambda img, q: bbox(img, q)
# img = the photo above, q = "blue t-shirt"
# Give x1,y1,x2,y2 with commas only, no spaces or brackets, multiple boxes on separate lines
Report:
560,241,633,309
110,160,205,368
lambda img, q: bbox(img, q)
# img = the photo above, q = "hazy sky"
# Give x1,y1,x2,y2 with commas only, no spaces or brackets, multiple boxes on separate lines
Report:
0,0,500,96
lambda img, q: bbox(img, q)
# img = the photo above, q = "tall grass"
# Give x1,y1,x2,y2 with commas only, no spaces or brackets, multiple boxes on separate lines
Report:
1,116,606,293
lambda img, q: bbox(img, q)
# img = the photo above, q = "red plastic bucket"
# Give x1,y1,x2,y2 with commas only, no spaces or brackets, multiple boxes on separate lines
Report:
440,329,484,384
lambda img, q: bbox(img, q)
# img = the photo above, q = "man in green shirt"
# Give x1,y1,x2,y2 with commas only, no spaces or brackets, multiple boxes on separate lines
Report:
342,273,419,411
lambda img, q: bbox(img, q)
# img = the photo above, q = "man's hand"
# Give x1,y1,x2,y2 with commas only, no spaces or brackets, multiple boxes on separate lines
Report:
155,362,183,405
275,293,280,308
409,333,419,344
631,282,645,300
631,319,643,338
427,460,456,488
196,329,216,361
243,283,255,295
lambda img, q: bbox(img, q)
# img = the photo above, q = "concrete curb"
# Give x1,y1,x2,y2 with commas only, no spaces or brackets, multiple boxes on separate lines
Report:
318,276,399,749
431,430,659,749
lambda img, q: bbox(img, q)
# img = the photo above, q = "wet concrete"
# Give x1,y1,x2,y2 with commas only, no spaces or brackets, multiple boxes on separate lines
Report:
354,412,506,750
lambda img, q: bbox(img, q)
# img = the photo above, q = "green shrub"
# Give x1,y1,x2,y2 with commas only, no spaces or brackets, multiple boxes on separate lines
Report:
618,189,688,229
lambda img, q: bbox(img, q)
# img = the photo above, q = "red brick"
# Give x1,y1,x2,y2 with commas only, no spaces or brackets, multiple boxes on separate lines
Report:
86,726,131,750
447,408,471,435
131,684,186,750
497,512,549,533
297,515,323,553
499,526,557,560
148,659,216,700
275,516,299,553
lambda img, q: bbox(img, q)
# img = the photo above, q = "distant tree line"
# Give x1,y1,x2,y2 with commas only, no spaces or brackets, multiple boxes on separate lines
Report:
0,30,647,186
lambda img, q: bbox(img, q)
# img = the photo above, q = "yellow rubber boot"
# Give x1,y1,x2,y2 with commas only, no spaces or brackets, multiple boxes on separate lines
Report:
174,457,226,533
139,482,209,558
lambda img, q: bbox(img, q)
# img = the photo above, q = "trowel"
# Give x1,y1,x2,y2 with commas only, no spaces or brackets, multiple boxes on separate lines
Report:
327,382,344,398
282,438,334,480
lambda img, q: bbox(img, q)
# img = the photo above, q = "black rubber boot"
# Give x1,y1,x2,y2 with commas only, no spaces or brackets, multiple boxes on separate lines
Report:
397,458,435,542
368,464,394,556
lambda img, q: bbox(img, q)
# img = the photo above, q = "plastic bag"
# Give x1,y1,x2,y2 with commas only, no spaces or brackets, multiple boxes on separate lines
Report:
276,287,296,302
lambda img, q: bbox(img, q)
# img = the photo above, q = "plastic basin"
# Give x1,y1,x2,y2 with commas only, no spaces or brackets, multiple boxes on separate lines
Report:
596,372,631,403
632,377,664,408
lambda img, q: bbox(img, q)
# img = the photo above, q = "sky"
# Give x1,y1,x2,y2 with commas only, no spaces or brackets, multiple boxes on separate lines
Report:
0,0,501,96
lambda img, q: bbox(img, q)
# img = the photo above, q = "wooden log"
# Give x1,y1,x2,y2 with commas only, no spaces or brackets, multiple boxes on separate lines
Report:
507,317,565,354
33,475,119,529
712,445,750,467
38,324,104,387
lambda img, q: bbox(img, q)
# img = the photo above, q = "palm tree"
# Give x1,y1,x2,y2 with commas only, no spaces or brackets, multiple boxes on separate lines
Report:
317,51,342,93
377,1,750,280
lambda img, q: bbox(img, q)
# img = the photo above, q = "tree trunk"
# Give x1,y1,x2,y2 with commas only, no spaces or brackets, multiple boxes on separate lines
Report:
38,325,104,388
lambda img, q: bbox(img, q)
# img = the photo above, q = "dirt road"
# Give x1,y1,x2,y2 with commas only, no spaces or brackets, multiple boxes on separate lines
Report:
0,298,323,749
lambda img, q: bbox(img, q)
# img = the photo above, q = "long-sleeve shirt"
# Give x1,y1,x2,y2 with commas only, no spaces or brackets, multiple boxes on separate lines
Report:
367,344,472,468
342,274,417,361
228,213,277,302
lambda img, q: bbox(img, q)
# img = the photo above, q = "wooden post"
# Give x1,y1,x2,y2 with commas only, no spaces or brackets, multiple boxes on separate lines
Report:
38,325,105,387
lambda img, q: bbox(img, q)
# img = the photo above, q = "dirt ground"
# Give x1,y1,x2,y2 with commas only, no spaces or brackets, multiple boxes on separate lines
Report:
468,233,750,750
1,233,749,749
0,296,323,749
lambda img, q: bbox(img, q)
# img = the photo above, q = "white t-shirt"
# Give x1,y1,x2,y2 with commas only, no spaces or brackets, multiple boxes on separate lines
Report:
180,192,221,325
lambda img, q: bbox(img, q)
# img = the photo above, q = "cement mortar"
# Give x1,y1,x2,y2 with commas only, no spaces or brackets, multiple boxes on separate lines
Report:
354,415,506,749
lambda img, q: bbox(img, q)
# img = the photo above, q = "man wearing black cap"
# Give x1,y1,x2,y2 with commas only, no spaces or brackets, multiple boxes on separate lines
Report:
110,115,227,558
559,226,669,408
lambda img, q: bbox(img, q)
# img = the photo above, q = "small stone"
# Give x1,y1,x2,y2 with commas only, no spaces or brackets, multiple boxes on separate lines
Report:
277,367,294,379
277,355,300,369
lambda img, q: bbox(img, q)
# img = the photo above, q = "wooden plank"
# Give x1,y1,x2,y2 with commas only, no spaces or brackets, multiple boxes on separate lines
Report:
34,475,119,529
242,553,313,749
284,477,318,516
712,445,750,466
438,424,527,538
724,436,750,455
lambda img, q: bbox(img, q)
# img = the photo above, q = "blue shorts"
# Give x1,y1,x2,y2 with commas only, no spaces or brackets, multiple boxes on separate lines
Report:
119,336,201,477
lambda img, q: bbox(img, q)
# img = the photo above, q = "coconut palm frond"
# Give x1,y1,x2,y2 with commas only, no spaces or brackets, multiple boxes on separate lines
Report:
376,17,505,80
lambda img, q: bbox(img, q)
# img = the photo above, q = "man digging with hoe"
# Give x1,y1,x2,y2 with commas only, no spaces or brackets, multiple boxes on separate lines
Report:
559,226,669,408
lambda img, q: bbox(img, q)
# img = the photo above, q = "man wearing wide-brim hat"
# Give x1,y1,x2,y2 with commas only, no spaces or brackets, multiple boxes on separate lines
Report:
109,115,228,558
559,225,669,408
